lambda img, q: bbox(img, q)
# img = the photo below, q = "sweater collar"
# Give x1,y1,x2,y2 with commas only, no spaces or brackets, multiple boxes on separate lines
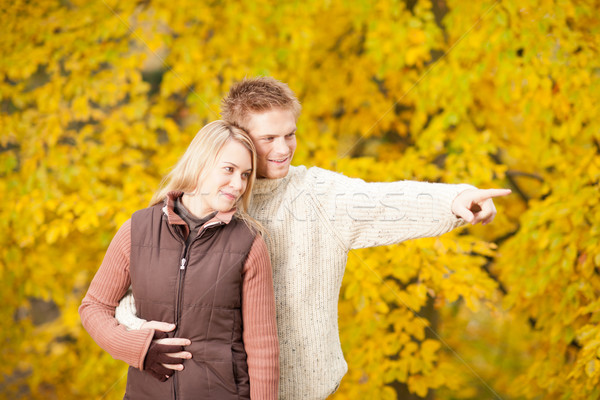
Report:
252,165,301,195
162,191,236,226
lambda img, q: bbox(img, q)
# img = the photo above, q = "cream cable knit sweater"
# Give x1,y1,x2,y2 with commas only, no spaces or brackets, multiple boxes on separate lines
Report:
117,165,472,399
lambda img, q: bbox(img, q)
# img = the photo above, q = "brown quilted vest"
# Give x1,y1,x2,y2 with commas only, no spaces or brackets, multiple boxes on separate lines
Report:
124,202,256,400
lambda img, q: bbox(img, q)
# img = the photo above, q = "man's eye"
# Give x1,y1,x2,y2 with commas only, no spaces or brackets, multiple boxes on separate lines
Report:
286,133,296,138
264,137,274,141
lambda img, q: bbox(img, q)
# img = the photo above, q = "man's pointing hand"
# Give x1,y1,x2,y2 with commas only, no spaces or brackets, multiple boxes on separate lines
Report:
451,188,512,225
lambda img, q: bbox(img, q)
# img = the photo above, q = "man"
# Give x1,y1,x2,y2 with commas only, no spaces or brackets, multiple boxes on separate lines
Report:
116,77,510,399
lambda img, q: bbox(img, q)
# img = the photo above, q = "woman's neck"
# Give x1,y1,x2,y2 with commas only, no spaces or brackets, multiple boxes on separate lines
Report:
181,193,213,219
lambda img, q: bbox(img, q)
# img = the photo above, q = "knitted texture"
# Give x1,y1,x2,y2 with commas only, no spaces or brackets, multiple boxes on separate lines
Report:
249,166,471,399
115,290,144,330
117,166,472,399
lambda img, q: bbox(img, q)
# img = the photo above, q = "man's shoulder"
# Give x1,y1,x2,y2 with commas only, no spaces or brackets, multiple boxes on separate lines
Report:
291,165,346,183
285,166,356,204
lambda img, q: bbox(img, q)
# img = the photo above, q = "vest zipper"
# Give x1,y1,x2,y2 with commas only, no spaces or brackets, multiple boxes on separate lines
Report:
174,222,223,330
175,256,188,330
172,220,224,400
173,241,191,400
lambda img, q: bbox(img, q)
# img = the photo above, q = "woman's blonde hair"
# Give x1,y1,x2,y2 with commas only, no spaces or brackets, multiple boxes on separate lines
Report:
150,120,264,234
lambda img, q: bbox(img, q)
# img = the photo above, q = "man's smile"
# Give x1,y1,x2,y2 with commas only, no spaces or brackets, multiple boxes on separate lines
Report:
269,156,290,164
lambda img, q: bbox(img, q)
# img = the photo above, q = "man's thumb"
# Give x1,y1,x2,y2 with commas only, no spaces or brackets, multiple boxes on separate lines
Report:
454,206,474,223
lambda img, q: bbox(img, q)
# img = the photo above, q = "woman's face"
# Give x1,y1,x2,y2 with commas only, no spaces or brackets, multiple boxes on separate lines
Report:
196,140,253,216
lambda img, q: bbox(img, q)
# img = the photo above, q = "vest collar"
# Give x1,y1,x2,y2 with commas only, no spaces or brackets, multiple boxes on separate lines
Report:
162,191,236,227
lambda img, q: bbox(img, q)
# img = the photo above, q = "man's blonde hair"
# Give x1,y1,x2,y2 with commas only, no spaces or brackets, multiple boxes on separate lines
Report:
150,120,263,233
221,77,302,129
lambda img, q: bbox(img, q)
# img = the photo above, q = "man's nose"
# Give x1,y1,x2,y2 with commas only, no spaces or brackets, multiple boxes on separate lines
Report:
273,137,288,155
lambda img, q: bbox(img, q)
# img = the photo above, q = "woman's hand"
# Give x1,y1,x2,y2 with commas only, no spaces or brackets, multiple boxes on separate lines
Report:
141,320,193,381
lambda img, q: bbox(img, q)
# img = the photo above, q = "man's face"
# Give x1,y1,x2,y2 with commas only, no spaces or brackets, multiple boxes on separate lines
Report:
245,108,297,179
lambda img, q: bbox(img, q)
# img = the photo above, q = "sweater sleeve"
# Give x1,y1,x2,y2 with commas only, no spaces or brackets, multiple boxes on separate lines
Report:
114,289,147,331
307,167,475,250
242,235,280,400
78,219,154,370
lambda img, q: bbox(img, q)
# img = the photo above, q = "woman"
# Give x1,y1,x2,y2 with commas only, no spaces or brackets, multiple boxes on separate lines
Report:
79,121,279,399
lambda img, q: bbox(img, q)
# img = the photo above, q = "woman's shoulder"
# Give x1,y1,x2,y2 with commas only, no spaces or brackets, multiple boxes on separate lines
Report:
131,203,165,220
231,214,260,235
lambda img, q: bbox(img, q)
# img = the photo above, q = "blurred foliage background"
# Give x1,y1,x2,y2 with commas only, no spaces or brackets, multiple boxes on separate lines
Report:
1,0,599,398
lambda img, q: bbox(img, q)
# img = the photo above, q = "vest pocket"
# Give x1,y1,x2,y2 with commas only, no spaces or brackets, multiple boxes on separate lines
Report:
206,360,238,396
232,357,250,398
125,365,174,399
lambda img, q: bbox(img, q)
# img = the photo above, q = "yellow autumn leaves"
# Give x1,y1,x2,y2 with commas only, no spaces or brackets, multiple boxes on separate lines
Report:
1,0,599,398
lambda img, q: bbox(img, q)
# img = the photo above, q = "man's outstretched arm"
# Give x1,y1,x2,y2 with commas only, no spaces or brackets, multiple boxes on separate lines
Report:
307,167,510,250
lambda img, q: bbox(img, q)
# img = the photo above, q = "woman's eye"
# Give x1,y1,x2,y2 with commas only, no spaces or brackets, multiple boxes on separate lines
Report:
224,167,233,172
242,172,250,179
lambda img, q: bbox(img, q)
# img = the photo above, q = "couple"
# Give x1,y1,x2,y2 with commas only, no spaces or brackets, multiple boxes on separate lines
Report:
80,77,510,399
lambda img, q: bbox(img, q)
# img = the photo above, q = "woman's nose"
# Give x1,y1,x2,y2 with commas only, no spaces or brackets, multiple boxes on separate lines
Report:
229,174,243,191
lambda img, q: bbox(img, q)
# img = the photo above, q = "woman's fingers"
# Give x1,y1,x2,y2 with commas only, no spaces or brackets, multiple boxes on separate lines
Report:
166,350,192,360
155,337,191,346
140,320,176,332
161,363,184,371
